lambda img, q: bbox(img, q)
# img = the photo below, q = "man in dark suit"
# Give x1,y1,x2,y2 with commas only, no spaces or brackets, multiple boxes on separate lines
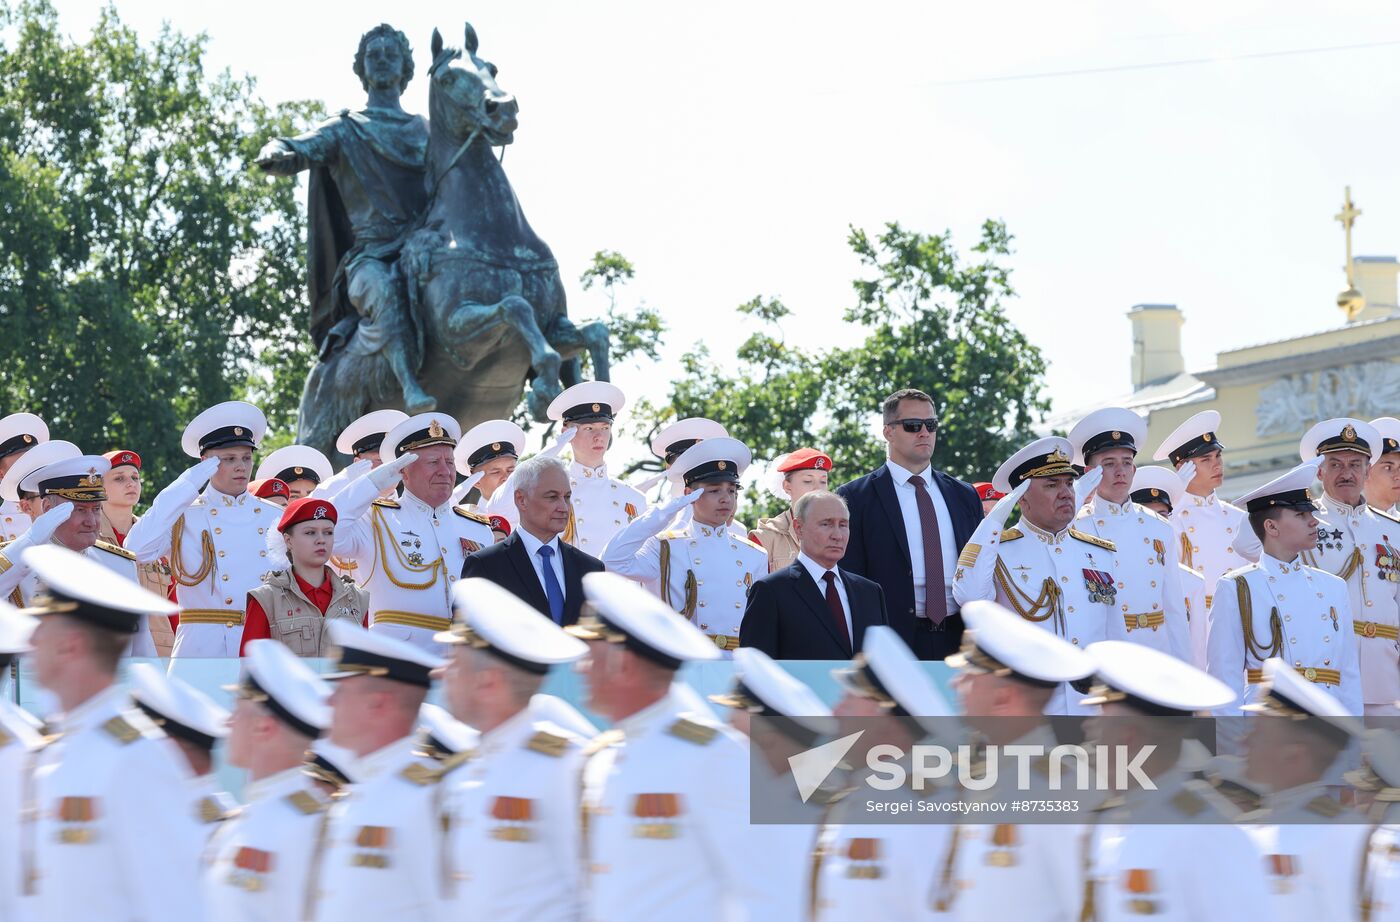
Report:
836,388,983,660
741,491,889,659
461,456,603,625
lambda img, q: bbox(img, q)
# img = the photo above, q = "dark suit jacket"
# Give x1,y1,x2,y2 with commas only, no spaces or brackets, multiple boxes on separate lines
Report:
740,562,888,660
836,463,983,659
460,531,604,626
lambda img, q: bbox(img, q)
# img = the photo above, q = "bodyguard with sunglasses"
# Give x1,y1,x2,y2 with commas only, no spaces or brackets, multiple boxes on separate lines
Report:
835,388,983,659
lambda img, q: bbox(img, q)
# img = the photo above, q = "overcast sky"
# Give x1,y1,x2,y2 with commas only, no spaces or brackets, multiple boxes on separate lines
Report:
47,0,1400,452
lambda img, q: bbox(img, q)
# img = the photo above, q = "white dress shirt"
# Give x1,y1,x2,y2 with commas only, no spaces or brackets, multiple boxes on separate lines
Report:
516,528,567,601
796,551,853,641
884,459,957,617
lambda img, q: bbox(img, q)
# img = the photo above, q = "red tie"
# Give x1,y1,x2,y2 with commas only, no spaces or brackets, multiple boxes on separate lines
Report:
822,571,851,649
910,475,948,625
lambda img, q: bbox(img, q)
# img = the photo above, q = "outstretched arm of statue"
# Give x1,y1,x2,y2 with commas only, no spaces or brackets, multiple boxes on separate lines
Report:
254,124,338,176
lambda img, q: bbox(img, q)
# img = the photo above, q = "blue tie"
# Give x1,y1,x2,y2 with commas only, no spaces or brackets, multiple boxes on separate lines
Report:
537,544,566,624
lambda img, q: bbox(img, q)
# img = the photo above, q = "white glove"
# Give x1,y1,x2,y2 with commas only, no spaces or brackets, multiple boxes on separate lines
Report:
632,471,667,493
178,456,221,488
1074,466,1103,508
987,481,1030,530
541,426,577,458
450,470,485,507
660,490,704,517
26,502,74,545
369,452,417,491
1174,460,1197,489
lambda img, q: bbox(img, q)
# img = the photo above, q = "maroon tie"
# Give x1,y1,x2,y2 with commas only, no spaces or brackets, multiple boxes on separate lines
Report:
822,571,851,649
910,475,948,625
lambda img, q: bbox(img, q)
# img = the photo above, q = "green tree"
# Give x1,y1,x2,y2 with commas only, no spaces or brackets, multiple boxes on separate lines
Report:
642,220,1049,520
578,248,667,368
0,0,318,491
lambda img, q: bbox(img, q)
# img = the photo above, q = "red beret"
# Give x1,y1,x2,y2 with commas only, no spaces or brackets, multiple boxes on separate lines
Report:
777,447,832,473
973,481,1005,501
278,497,338,532
488,514,511,536
103,449,141,471
249,478,289,500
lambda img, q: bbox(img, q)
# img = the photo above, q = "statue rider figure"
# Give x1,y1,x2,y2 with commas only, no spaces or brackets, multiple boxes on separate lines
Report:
256,23,436,414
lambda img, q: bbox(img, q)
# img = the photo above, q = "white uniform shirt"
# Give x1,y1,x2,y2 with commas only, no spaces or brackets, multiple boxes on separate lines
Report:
1204,552,1362,715
1172,491,1261,605
444,708,585,921
1302,495,1400,709
0,500,31,543
582,686,780,921
602,507,767,643
1179,564,1208,669
1076,496,1190,661
1084,769,1269,922
952,518,1118,714
885,460,958,617
564,460,647,554
313,735,455,922
31,686,204,922
0,538,148,654
1246,782,1368,922
127,482,282,657
332,476,493,651
203,766,334,922
0,698,42,922
1362,822,1399,922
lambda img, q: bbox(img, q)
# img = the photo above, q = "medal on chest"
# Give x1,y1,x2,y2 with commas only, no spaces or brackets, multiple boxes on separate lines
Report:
399,531,424,567
1375,538,1400,582
1082,568,1116,605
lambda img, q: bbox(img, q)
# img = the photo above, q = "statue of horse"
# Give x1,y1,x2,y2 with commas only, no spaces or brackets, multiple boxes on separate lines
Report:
297,22,609,456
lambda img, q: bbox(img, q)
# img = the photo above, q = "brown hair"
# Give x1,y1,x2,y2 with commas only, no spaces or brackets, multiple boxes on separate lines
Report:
882,388,937,424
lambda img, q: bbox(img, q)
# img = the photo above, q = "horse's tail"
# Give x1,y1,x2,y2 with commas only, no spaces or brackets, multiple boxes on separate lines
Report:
296,347,400,458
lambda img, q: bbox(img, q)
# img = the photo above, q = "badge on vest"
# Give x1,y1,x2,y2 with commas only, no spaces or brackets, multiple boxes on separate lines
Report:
490,796,536,842
632,792,682,839
352,825,393,868
1083,569,1116,605
56,796,98,844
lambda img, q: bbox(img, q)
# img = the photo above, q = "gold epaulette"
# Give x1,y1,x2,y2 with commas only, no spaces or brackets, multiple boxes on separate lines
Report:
439,749,475,774
453,506,493,526
999,527,1024,542
286,790,327,815
198,796,238,824
733,532,764,552
583,728,624,756
527,730,573,757
1206,776,1262,814
372,497,400,509
658,530,685,541
1171,788,1207,817
1069,528,1116,552
1371,506,1400,525
93,539,136,560
400,761,446,786
668,717,718,746
1306,794,1343,817
102,715,142,744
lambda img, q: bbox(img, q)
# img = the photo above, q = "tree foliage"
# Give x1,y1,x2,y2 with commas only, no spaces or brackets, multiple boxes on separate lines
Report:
0,0,318,488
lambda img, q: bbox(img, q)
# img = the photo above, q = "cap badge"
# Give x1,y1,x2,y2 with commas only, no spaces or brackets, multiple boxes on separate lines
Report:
491,442,501,451
294,467,304,476
1203,432,1213,442
592,403,601,413
1048,448,1069,464
22,435,32,444
717,460,728,470
1111,430,1121,440
312,506,328,520
1342,424,1357,442
1150,488,1160,497
815,458,827,469
234,427,244,437
428,420,445,439
80,469,101,486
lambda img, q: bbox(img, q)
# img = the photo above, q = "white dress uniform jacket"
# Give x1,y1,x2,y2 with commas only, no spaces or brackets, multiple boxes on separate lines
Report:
0,500,30,543
31,686,205,922
203,766,335,922
0,698,42,922
313,735,460,922
1179,564,1208,669
1302,496,1400,712
444,708,586,921
582,686,779,922
1076,497,1191,661
1172,491,1261,606
0,538,149,654
1245,782,1368,922
952,519,1118,714
563,460,647,555
126,482,282,657
332,476,493,651
1205,552,1362,715
1083,768,1269,922
602,506,767,647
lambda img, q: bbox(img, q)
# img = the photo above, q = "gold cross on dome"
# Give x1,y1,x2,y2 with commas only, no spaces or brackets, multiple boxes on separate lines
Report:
1335,186,1365,320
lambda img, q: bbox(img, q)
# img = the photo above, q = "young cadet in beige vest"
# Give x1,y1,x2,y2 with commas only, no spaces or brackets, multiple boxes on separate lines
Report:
244,497,368,656
752,447,833,573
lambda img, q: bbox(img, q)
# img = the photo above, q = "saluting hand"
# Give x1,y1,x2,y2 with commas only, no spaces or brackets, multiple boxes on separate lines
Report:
369,452,418,491
178,456,221,487
661,490,704,517
1173,460,1197,490
543,426,577,457
987,481,1030,529
27,502,74,544
1073,466,1103,508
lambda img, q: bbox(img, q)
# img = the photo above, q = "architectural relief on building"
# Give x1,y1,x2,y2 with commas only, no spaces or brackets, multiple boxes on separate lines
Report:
1256,360,1400,437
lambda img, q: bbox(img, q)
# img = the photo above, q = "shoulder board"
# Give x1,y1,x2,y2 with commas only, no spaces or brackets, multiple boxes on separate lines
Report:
527,730,574,758
103,715,144,745
1068,528,1116,552
1206,776,1262,814
999,527,1023,542
198,795,239,824
285,789,327,815
372,497,400,509
1306,794,1343,817
668,717,718,746
399,761,446,786
93,540,136,560
453,506,493,526
658,531,685,541
733,533,764,552
583,728,625,756
438,749,476,774
1171,788,1207,817
1371,505,1400,525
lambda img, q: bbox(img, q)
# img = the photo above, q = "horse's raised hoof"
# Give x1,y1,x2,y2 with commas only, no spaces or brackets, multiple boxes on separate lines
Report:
405,389,438,415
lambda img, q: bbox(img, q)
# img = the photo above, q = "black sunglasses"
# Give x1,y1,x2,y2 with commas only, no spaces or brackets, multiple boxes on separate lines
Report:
893,418,938,434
